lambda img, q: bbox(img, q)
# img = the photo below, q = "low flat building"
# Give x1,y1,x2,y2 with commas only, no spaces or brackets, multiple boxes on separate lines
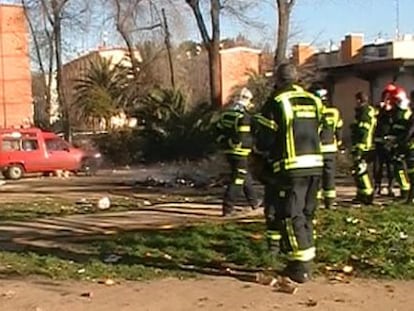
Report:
293,34,414,143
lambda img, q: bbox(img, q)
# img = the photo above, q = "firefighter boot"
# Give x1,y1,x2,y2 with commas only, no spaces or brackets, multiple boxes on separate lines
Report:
324,198,336,209
399,190,409,202
282,261,311,284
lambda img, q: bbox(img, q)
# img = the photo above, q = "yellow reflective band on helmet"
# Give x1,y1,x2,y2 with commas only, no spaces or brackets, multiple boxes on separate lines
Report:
237,168,247,174
288,246,316,262
266,230,281,241
234,178,245,185
237,125,251,132
323,190,336,199
255,115,278,131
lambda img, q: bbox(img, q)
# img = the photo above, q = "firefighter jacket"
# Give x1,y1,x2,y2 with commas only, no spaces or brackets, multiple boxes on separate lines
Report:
391,107,413,153
351,104,376,155
374,106,393,145
216,108,253,157
254,84,324,177
320,106,343,153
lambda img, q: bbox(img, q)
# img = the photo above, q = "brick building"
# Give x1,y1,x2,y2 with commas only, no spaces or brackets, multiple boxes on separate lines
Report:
293,34,414,143
220,46,261,105
57,47,142,128
0,3,32,128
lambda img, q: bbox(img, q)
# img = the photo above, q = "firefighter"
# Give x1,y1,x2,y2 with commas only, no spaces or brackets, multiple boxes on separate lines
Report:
405,90,414,204
216,88,261,217
373,84,396,196
254,63,323,283
314,88,343,209
389,87,411,200
350,92,376,205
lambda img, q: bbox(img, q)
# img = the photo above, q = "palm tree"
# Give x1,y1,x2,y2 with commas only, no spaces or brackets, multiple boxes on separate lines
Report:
74,56,130,130
134,88,216,161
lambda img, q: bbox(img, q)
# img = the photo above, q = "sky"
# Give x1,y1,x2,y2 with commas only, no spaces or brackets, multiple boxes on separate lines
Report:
219,0,414,50
2,0,414,54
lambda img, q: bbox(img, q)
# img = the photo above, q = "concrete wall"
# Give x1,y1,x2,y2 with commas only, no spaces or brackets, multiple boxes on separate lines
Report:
220,47,261,105
392,40,414,59
0,4,33,128
332,76,370,144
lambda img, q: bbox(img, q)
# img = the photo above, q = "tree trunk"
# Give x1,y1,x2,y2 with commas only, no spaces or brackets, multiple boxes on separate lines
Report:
52,11,71,141
274,0,295,69
186,0,222,108
209,0,221,108
208,45,221,109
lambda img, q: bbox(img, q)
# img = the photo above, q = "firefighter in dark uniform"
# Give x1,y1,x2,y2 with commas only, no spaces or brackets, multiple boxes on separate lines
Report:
254,63,323,283
216,88,260,217
373,84,395,196
389,87,411,200
404,90,414,204
351,92,376,205
314,88,343,209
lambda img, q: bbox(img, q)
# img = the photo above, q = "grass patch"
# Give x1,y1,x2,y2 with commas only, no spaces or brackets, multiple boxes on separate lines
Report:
0,204,414,280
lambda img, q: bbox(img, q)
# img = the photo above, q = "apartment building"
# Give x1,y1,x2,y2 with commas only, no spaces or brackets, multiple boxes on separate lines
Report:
0,3,33,128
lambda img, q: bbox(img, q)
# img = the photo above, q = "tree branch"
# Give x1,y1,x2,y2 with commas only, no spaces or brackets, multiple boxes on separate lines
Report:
185,0,211,44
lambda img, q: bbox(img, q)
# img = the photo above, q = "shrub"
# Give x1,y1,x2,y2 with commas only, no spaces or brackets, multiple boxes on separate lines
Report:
135,88,218,162
93,130,142,166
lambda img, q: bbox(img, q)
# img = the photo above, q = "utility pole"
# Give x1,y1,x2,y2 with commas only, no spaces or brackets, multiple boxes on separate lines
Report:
161,8,175,89
395,0,400,39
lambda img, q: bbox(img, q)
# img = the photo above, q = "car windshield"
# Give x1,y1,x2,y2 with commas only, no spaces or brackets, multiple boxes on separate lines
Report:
45,138,70,151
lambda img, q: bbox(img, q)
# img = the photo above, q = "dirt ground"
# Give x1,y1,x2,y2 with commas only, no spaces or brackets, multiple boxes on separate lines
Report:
0,276,412,311
0,168,411,310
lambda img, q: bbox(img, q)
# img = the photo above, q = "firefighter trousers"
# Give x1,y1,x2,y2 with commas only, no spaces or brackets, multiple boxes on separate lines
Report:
223,156,258,213
373,143,394,190
265,175,319,263
353,154,374,203
321,153,336,206
393,155,410,197
405,149,414,203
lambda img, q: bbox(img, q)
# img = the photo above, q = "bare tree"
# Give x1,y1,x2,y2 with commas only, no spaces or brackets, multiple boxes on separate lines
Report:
274,0,295,68
21,0,55,127
185,0,221,108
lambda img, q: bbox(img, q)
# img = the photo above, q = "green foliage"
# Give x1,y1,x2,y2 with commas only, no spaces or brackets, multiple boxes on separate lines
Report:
1,200,414,280
74,57,131,127
134,88,217,162
93,130,142,166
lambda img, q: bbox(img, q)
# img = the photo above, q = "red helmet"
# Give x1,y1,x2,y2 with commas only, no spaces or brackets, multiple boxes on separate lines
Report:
381,83,397,102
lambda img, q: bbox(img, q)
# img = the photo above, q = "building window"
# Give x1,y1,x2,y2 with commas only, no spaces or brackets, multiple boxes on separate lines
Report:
378,47,388,58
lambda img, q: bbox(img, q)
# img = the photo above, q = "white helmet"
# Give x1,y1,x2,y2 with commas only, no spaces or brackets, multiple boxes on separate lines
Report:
234,87,253,110
395,88,410,110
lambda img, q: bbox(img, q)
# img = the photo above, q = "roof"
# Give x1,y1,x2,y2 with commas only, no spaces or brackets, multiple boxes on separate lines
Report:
323,58,414,78
0,3,23,8
219,46,262,55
